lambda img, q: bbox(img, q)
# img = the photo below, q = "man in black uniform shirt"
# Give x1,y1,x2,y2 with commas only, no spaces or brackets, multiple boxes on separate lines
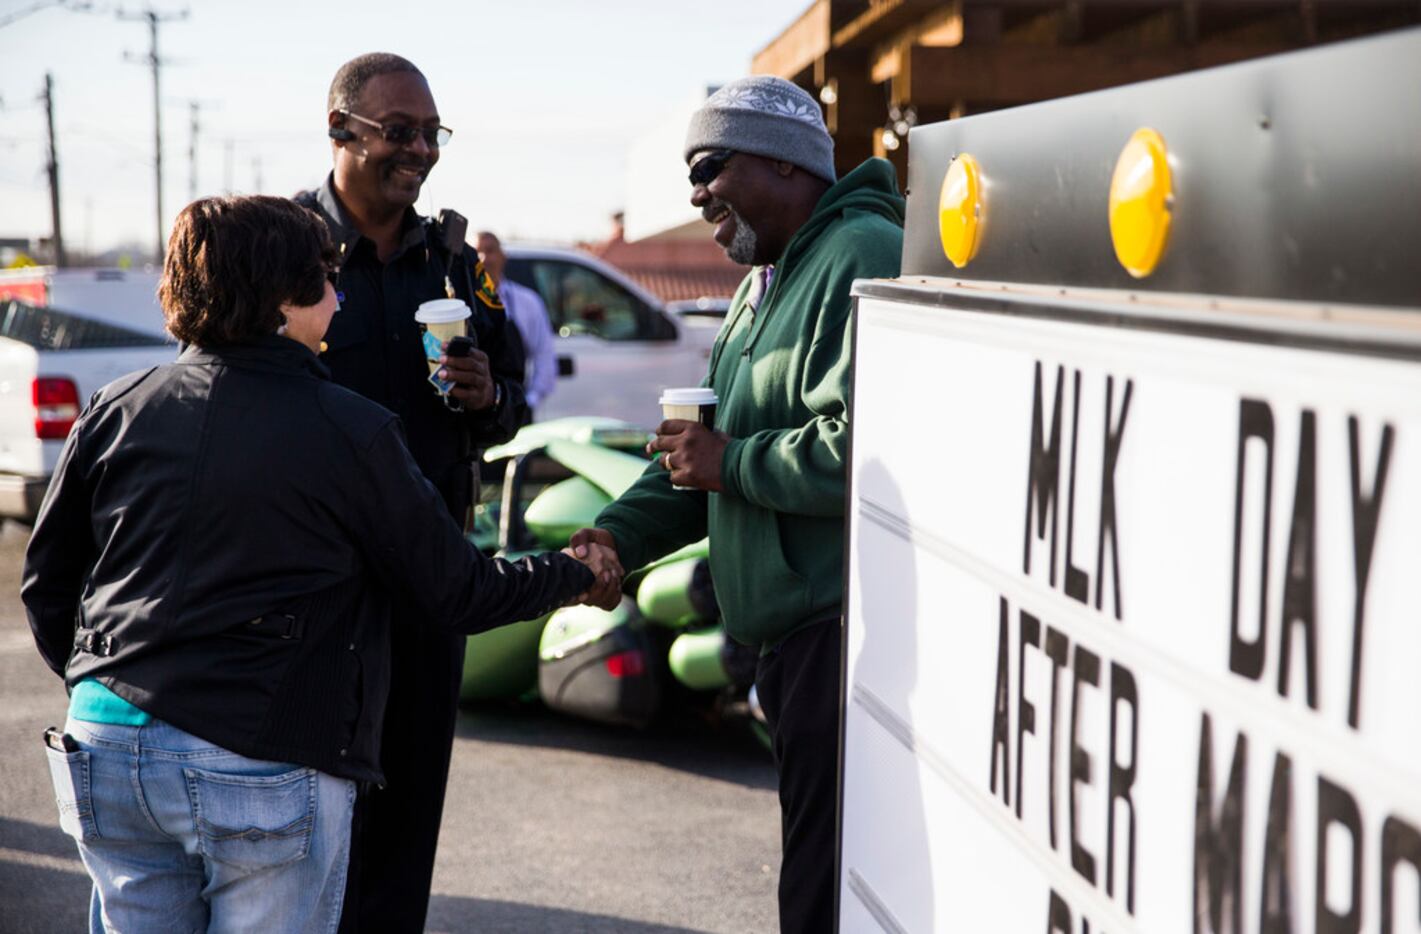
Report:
296,52,528,933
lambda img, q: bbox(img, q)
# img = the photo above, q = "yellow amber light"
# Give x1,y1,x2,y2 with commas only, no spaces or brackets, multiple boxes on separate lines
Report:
938,153,984,268
1108,128,1173,278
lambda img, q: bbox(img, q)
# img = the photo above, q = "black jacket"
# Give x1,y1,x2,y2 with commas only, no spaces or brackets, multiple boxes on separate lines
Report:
22,337,591,783
295,178,528,519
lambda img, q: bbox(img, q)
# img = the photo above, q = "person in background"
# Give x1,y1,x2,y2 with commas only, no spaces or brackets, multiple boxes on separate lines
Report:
295,52,528,932
477,230,558,416
571,76,905,934
23,195,603,934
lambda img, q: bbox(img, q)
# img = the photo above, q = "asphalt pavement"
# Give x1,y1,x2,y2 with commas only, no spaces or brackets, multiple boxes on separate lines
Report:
0,521,781,933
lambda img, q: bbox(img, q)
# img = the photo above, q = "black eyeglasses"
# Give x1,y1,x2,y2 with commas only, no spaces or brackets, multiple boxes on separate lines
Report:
689,149,735,187
342,110,453,148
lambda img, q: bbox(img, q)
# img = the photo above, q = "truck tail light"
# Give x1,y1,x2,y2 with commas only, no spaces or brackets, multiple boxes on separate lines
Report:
33,377,80,440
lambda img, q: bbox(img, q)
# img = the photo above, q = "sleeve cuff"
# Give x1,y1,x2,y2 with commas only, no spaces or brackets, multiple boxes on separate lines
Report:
593,521,643,572
720,437,746,499
469,380,504,420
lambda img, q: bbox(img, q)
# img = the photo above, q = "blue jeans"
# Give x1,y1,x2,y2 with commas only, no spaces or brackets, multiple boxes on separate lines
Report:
47,716,355,933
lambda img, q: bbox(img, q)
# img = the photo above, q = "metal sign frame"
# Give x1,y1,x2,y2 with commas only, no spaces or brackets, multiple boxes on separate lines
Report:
839,26,1421,934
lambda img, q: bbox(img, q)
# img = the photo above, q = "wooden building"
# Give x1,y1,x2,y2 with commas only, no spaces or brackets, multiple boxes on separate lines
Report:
751,0,1421,181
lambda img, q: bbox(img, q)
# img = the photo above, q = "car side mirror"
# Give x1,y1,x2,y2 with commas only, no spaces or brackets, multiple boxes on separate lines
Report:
646,310,677,342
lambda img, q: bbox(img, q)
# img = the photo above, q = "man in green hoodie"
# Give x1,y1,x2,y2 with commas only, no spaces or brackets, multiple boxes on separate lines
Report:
571,76,904,933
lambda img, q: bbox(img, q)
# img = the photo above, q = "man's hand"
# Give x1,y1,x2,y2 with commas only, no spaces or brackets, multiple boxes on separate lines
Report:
567,528,624,611
647,420,730,492
440,343,497,411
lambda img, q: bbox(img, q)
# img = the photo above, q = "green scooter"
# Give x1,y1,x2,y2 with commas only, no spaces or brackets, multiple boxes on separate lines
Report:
462,418,762,735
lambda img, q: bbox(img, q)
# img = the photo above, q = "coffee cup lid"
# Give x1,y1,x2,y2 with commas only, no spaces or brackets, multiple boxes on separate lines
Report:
660,387,718,406
414,299,471,324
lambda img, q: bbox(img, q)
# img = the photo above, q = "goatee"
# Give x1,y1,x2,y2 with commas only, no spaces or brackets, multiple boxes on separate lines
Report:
726,209,757,265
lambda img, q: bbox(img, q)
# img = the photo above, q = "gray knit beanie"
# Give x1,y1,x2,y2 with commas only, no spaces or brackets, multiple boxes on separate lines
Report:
684,76,836,183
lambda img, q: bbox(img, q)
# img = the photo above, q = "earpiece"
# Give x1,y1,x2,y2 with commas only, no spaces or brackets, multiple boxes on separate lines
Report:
328,126,356,141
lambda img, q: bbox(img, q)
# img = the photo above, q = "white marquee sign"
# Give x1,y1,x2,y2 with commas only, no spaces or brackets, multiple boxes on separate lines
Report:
842,289,1421,934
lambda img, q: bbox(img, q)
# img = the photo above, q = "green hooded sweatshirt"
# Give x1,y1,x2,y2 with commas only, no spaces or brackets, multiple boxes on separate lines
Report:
596,158,904,650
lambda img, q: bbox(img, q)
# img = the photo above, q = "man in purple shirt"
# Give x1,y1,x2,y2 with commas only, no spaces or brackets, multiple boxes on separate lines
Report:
477,231,558,414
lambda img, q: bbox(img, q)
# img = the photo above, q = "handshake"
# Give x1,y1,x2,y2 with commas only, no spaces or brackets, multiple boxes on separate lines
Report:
560,528,626,611
553,420,731,612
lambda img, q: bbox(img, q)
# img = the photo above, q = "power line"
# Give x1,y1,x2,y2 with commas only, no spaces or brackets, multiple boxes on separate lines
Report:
63,124,151,161
0,0,95,30
119,4,188,262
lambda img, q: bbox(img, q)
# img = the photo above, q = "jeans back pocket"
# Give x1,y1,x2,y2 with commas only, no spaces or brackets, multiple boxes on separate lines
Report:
45,745,100,841
184,764,317,874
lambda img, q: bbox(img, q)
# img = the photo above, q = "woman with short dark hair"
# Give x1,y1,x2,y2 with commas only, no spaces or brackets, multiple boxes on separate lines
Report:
161,196,337,346
22,195,599,934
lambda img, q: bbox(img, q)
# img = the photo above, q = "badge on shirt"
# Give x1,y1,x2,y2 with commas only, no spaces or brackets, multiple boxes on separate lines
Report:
472,260,504,311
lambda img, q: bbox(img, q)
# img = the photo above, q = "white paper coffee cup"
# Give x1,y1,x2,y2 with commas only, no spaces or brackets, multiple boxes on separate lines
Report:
660,387,718,429
415,299,471,391
659,387,718,491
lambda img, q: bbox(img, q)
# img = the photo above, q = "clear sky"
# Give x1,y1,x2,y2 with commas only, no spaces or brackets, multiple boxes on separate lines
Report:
0,0,810,258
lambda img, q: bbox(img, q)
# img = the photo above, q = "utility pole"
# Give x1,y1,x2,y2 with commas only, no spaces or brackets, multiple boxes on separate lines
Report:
179,98,218,200
41,72,66,267
120,5,188,263
188,100,199,201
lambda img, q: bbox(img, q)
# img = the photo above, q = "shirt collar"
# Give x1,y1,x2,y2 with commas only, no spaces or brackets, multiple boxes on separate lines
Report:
178,333,332,380
311,173,428,265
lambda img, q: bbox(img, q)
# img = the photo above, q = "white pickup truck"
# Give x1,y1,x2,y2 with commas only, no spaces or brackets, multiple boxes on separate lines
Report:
0,267,178,521
501,245,725,424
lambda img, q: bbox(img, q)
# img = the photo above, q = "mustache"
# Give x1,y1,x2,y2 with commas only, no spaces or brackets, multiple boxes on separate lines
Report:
702,200,732,224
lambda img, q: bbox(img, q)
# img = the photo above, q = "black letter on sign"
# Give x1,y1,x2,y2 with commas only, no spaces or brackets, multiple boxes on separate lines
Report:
1278,410,1319,709
1315,775,1362,934
1230,399,1275,682
1065,369,1091,604
1047,889,1073,934
1045,626,1071,852
1071,645,1100,886
1346,417,1394,730
1017,611,1041,819
1194,714,1246,934
1024,362,1065,586
1095,376,1132,621
1260,752,1295,934
990,597,1011,807
1381,814,1421,934
1107,663,1138,915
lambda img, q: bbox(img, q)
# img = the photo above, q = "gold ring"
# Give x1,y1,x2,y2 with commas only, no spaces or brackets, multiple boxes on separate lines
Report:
664,452,673,471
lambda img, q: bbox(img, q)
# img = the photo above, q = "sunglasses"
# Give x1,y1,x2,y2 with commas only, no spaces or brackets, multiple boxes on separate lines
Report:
689,149,735,187
342,110,453,148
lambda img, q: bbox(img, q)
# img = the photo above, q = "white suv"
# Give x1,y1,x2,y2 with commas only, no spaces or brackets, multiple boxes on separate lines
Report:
503,246,729,425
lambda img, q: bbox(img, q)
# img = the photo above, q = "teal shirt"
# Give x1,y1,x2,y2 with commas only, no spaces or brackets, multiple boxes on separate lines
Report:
69,678,151,725
597,158,905,649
